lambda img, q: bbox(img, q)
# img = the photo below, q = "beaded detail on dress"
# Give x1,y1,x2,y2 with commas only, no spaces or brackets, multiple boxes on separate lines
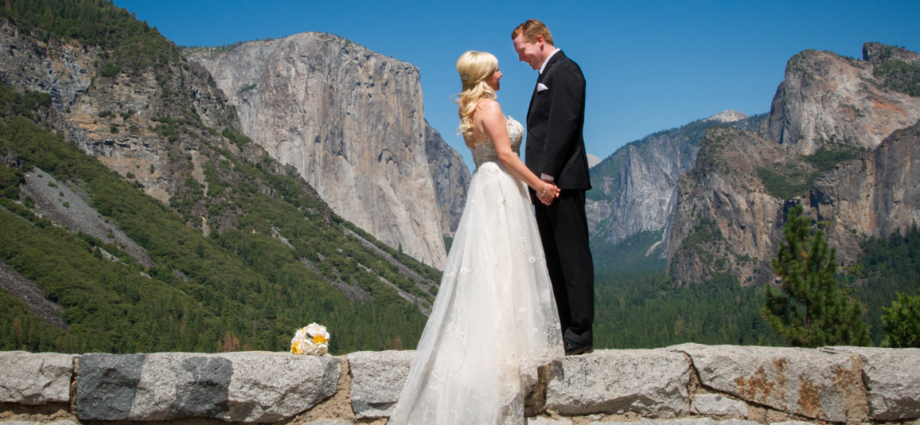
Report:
470,117,524,169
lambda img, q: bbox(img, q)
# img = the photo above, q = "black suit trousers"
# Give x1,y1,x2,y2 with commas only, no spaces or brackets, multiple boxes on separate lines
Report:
534,189,594,346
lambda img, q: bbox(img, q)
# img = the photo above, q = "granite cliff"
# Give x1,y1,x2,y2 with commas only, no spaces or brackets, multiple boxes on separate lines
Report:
667,128,800,285
187,34,470,269
424,123,470,239
766,45,920,154
587,112,764,267
667,43,920,285
807,121,920,263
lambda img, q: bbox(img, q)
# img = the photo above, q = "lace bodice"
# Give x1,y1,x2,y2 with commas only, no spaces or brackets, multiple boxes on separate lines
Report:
470,117,524,168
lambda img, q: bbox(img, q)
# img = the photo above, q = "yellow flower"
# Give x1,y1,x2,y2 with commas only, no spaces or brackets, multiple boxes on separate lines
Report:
312,334,329,344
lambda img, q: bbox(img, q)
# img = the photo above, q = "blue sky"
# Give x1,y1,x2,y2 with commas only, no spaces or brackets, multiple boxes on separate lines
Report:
114,0,920,170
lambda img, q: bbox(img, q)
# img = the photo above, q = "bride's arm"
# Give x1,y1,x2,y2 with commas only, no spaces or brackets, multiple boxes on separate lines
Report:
477,100,559,199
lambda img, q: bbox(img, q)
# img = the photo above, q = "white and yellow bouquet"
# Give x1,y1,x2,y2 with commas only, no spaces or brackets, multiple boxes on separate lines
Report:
290,323,330,355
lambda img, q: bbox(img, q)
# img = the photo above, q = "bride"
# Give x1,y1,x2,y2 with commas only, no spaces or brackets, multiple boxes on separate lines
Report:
387,51,565,425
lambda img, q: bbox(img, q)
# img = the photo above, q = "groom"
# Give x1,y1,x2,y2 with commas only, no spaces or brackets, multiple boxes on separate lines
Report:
513,19,594,355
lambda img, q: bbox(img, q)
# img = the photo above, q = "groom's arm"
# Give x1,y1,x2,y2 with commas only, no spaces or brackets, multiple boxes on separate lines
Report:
539,61,586,181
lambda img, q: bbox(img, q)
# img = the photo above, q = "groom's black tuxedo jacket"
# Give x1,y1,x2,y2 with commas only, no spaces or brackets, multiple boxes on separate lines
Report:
525,50,591,190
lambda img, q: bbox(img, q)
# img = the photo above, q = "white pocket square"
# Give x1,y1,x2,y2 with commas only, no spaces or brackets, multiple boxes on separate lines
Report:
537,83,549,92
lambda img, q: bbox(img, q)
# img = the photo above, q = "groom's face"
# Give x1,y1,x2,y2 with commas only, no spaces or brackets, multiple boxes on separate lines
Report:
513,34,544,71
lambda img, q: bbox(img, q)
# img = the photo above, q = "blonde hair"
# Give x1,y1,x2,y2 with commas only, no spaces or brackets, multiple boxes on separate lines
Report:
511,19,554,45
455,51,498,139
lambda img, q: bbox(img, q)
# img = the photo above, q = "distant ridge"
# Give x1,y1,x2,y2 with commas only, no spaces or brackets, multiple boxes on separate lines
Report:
705,110,749,123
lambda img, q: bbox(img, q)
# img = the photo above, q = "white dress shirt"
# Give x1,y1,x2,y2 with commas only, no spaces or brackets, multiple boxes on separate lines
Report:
539,48,560,75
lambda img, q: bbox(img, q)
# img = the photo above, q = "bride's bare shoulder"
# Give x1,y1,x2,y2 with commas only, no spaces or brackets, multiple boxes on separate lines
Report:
476,99,502,114
475,99,505,124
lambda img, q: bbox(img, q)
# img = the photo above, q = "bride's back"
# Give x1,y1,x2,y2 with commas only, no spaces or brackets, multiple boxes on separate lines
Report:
470,116,524,169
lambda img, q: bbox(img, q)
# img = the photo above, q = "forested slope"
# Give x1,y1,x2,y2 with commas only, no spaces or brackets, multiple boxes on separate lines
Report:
0,0,439,354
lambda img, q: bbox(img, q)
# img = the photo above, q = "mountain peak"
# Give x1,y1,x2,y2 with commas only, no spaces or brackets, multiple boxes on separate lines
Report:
862,42,920,65
587,153,601,168
705,110,749,123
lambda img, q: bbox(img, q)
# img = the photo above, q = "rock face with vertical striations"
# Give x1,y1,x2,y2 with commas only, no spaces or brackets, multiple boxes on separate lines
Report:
806,121,920,263
425,123,470,238
589,129,697,256
586,113,764,265
188,33,469,269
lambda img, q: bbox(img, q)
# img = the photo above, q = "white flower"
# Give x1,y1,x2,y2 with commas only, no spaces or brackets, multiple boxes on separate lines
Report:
305,323,329,341
291,337,316,355
291,322,330,355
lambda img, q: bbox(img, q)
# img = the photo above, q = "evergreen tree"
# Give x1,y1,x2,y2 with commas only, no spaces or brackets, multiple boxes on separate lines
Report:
761,204,870,347
881,289,920,347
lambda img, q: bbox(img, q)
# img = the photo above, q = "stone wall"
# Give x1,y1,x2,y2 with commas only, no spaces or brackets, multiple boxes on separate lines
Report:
2,345,919,425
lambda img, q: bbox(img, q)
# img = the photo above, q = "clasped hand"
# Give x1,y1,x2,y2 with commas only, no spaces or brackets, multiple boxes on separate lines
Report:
537,180,560,205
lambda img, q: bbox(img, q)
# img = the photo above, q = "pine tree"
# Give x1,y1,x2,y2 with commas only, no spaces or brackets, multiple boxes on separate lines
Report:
761,204,870,347
881,289,920,347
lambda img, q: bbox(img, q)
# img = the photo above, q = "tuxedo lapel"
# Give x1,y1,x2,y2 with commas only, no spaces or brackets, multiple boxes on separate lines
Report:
526,75,540,125
527,51,565,126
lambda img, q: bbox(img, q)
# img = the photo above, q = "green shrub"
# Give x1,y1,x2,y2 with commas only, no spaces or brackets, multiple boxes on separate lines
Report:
874,59,920,97
99,63,122,77
804,147,858,171
222,127,251,147
757,167,813,200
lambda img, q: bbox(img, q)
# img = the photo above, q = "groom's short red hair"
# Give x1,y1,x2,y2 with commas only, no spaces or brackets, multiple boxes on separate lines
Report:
512,19,554,46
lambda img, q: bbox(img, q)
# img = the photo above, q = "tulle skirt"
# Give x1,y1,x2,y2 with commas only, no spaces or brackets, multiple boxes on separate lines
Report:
388,160,564,425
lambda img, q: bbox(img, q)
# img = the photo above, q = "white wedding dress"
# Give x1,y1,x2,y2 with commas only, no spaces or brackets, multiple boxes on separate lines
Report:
388,117,564,425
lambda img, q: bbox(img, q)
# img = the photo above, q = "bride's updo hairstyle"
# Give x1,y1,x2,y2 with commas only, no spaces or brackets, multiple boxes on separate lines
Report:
456,51,498,139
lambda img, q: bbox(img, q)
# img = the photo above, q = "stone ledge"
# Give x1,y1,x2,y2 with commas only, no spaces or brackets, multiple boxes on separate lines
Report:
668,344,866,423
828,346,920,420
0,345,918,424
585,419,758,425
75,352,340,422
0,352,76,405
346,350,413,419
546,349,690,417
